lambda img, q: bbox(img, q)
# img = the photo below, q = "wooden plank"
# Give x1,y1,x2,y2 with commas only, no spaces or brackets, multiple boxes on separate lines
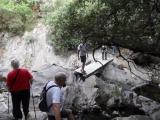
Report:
74,58,114,79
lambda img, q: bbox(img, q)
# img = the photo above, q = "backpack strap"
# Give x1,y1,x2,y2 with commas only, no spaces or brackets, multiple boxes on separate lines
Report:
45,84,58,109
46,85,58,92
10,69,20,89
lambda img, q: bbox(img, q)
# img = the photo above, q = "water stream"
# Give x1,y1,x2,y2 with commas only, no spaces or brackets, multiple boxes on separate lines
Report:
74,104,145,120
134,83,160,103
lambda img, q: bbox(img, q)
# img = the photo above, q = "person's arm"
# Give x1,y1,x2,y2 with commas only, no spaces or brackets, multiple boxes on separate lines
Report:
53,103,61,120
86,44,88,58
77,44,81,60
86,50,88,58
6,74,11,92
6,86,11,92
26,70,34,84
77,50,80,60
101,46,103,52
29,78,34,84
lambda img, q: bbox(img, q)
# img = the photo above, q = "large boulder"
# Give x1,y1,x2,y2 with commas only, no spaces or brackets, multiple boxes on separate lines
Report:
112,115,151,120
151,110,160,120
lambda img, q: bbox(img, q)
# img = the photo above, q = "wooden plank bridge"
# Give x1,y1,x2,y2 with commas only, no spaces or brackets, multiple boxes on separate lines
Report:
74,58,114,80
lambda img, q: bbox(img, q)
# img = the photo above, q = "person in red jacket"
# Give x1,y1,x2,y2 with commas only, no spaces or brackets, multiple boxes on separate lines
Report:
6,59,34,120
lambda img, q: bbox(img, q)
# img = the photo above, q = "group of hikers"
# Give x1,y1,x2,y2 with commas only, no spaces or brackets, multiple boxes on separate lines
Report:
77,38,117,74
6,59,74,120
5,38,133,120
101,45,117,60
5,38,88,120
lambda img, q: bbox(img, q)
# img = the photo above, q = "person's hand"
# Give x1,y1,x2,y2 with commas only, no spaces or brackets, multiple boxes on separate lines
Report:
78,57,80,60
86,54,88,58
30,78,34,84
7,87,11,93
30,81,33,84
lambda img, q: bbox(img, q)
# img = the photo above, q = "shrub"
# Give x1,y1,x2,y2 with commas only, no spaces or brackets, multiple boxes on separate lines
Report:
0,0,39,34
25,35,36,43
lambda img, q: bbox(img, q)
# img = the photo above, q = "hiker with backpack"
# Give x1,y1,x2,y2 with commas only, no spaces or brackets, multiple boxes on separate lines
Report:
6,59,34,120
77,37,88,73
46,72,74,120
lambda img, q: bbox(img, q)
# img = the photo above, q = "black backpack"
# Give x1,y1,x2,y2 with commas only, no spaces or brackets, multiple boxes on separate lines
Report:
38,83,58,112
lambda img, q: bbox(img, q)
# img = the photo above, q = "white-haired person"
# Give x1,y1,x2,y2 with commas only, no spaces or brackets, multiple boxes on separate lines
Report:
6,59,34,120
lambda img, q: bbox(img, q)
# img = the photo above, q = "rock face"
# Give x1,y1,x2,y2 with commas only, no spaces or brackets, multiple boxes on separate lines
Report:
0,24,58,71
0,23,84,71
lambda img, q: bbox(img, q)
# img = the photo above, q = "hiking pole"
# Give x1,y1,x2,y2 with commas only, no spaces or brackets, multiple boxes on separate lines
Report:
8,91,9,114
30,84,37,119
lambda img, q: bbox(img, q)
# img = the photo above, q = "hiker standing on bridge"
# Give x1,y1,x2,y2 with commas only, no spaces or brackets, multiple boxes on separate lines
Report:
6,59,34,120
77,38,88,73
101,45,107,60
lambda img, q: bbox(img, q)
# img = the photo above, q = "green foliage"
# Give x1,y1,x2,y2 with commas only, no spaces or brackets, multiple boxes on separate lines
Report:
45,0,99,51
25,35,36,43
0,88,8,93
112,82,124,98
0,0,38,34
45,0,160,57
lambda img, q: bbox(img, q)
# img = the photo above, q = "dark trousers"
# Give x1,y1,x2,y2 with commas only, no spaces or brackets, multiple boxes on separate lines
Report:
102,52,107,60
48,108,69,120
48,115,56,120
11,89,30,119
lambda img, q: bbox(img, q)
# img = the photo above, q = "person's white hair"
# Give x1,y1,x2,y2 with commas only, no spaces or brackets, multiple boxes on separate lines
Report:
11,59,19,69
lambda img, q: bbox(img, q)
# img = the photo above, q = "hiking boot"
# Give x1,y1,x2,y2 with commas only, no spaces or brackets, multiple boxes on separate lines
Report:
11,116,22,120
11,118,22,120
81,69,86,74
25,114,30,120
